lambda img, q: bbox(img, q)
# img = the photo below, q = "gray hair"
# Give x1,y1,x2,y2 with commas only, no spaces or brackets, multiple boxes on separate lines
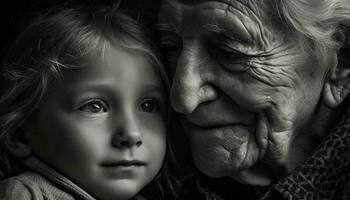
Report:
272,0,350,59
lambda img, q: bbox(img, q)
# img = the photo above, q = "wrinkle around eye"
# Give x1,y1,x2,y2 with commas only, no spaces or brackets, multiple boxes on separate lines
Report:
210,44,256,72
247,63,297,89
218,57,251,73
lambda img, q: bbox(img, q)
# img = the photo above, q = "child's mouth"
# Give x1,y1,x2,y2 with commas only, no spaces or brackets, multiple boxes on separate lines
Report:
101,160,147,167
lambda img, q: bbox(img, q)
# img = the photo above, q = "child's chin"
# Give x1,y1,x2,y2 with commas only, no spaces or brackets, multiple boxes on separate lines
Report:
92,180,145,200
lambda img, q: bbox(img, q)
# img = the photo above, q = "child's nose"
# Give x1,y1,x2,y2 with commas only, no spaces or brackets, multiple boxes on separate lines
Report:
111,115,143,148
112,136,143,148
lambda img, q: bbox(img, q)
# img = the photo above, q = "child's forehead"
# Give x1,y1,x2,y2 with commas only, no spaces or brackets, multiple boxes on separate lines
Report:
62,42,159,81
79,35,153,63
47,44,164,100
47,31,165,95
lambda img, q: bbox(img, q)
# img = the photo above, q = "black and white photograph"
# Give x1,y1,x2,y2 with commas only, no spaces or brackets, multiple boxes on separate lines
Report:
0,0,350,199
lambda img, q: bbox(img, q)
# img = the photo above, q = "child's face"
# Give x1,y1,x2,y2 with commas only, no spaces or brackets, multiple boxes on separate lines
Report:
27,44,167,200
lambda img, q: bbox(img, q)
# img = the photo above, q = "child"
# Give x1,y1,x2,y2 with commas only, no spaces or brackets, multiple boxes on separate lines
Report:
0,5,174,200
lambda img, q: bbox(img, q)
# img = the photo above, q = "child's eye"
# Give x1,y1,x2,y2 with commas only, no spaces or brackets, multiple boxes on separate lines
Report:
139,98,159,113
79,99,108,113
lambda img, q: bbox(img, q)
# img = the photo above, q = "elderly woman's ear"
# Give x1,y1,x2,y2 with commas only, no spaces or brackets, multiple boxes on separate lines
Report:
323,30,350,108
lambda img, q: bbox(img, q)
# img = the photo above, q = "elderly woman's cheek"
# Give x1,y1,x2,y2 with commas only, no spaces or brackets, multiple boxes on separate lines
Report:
229,70,300,136
241,63,305,129
217,72,271,111
265,90,298,131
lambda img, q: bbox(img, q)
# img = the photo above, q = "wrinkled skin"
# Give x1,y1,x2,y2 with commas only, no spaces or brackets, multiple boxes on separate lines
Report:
159,0,343,185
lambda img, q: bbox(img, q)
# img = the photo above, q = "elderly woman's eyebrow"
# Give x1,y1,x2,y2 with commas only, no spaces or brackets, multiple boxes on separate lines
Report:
202,24,251,45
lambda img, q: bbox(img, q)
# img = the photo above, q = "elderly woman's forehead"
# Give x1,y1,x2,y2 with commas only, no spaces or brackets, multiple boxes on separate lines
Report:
163,0,271,17
173,0,269,9
161,0,276,30
175,0,252,5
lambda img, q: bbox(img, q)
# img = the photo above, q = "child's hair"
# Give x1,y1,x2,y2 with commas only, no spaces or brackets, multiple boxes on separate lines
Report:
0,5,175,199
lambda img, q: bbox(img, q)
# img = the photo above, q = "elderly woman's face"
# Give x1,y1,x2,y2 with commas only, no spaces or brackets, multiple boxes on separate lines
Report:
160,0,335,185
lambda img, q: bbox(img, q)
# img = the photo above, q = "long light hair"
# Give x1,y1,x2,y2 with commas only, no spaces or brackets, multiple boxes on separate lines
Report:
0,5,176,199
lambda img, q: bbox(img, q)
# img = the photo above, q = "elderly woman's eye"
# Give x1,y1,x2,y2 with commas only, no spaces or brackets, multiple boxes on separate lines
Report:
213,47,250,72
217,48,243,60
79,99,108,113
139,98,159,113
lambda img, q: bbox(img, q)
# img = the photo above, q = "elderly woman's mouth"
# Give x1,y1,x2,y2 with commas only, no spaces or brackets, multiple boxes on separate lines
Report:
188,122,261,173
188,122,253,147
186,118,252,129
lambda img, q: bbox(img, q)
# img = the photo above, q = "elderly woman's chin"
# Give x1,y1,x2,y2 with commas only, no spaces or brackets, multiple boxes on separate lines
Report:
193,149,277,186
190,129,277,186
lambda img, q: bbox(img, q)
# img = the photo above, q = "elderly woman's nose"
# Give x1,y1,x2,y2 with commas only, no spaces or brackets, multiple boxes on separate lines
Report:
170,42,218,114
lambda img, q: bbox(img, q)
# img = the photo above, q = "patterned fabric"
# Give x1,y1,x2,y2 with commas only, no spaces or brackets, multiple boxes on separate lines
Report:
264,103,350,200
180,100,350,200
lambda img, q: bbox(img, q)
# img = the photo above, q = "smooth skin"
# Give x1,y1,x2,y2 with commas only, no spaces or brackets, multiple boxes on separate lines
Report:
14,42,167,200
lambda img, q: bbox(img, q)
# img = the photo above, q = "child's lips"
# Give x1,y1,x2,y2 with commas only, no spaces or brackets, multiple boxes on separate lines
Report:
101,160,147,167
100,160,147,179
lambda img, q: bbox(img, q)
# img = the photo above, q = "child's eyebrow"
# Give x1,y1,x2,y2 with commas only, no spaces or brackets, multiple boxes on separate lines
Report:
62,82,165,97
142,84,164,93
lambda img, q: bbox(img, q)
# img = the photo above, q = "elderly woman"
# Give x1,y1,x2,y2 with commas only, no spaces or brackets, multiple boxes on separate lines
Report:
159,0,350,199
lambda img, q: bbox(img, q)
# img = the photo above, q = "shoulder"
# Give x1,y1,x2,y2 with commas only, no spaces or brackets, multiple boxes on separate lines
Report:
0,171,45,200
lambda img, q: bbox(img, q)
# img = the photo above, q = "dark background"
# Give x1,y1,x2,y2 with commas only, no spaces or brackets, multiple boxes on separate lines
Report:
0,0,161,61
1,1,350,198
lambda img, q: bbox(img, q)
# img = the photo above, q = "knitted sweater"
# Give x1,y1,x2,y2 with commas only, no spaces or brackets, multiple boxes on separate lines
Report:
0,157,96,200
0,157,147,200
